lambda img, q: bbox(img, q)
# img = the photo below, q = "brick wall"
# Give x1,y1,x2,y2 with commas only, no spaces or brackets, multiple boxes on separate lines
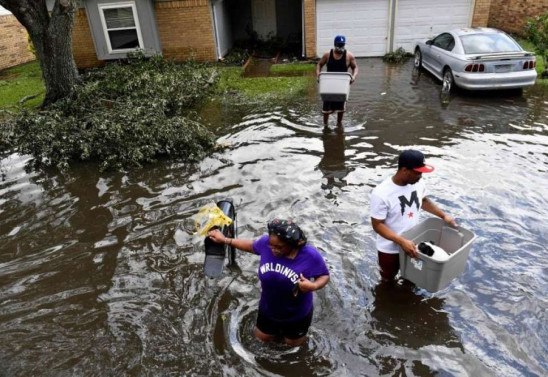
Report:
155,0,216,62
471,0,493,27
488,0,548,36
0,14,35,71
72,0,216,68
303,0,316,59
72,9,103,69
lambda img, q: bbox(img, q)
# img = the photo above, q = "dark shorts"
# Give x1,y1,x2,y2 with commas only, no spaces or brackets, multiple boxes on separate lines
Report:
256,309,313,339
322,101,346,113
378,251,400,281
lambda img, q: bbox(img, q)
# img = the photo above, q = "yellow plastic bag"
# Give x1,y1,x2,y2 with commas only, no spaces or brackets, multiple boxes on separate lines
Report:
194,202,233,236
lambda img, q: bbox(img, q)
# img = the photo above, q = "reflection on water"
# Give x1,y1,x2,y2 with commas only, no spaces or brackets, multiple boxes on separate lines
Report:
370,282,462,350
319,126,352,195
0,59,546,376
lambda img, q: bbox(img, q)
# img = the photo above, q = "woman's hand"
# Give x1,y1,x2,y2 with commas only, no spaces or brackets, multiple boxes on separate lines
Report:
296,274,315,293
296,274,330,293
207,228,227,244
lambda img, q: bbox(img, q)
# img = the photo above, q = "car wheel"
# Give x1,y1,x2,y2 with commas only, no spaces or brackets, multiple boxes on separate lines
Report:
414,49,422,68
442,68,454,93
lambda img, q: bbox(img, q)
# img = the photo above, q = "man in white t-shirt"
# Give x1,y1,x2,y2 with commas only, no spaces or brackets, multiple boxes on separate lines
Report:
370,150,457,281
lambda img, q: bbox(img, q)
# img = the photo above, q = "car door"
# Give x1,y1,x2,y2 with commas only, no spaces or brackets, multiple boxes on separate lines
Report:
420,39,436,74
428,33,455,78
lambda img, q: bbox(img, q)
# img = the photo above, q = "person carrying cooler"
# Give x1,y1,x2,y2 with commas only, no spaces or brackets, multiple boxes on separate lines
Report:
370,150,457,282
316,35,359,126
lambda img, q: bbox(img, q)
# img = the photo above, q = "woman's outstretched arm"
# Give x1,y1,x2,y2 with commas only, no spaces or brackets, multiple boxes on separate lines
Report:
207,228,254,253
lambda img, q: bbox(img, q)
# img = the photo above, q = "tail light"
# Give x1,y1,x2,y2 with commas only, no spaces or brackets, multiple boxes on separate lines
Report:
523,61,536,69
465,63,485,72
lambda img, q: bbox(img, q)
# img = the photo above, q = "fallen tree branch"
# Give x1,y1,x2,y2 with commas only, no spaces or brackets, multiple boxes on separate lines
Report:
19,92,42,105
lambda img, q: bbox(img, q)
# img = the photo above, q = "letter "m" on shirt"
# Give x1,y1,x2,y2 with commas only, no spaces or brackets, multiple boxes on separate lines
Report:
398,191,419,215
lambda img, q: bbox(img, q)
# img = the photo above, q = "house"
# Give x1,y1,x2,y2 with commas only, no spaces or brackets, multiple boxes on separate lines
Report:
0,6,35,71
2,1,538,72
73,0,496,68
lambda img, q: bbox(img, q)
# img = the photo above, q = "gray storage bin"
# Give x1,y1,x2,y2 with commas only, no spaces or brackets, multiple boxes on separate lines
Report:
399,217,476,292
319,72,352,101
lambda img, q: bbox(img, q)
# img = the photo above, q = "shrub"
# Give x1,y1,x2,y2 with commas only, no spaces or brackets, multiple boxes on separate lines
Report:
220,47,251,66
525,13,548,76
383,47,411,64
6,54,219,171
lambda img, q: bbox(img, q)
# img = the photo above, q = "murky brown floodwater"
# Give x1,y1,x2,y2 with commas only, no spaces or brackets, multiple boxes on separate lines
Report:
1,58,547,376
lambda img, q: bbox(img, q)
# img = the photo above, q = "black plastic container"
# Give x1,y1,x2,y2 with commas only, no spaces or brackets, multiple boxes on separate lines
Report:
203,198,237,278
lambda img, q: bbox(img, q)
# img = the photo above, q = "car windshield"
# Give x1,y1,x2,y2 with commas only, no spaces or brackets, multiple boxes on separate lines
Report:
460,33,522,54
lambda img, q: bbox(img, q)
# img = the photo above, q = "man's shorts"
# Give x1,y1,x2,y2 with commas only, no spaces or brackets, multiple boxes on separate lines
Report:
256,309,313,340
322,101,346,113
378,251,400,281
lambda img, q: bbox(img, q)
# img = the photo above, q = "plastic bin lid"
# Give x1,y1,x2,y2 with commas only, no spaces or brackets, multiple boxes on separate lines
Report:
319,72,352,77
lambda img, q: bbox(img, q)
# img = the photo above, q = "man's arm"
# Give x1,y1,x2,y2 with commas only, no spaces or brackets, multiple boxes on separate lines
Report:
316,52,329,79
348,52,359,83
371,217,418,258
421,197,457,227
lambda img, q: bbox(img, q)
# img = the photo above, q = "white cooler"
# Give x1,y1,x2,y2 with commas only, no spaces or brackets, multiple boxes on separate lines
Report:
318,72,352,102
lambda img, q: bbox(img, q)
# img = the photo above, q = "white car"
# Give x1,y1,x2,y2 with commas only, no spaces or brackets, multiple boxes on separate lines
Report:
414,28,537,92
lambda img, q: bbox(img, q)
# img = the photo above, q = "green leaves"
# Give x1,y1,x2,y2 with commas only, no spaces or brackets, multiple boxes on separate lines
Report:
7,55,218,171
525,13,548,66
382,47,411,64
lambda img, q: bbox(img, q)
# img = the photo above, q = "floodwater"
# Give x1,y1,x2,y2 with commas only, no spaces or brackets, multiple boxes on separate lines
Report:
0,59,546,376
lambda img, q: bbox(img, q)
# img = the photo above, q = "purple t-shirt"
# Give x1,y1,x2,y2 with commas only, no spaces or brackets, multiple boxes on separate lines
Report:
252,235,329,321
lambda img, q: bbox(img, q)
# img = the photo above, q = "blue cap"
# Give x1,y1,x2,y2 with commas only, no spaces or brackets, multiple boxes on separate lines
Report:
334,35,346,45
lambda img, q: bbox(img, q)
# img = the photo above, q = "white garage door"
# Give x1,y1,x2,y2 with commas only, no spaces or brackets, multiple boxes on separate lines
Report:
316,0,390,57
316,0,473,57
394,0,473,53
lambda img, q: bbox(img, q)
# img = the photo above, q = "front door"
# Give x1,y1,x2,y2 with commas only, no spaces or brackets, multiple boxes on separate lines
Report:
251,0,277,40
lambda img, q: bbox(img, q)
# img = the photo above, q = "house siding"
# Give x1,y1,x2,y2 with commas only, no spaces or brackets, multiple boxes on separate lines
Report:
488,0,548,36
0,14,35,71
72,0,216,68
155,0,216,61
70,0,544,69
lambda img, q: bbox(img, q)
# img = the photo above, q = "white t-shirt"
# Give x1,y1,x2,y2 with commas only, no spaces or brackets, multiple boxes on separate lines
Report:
370,176,427,254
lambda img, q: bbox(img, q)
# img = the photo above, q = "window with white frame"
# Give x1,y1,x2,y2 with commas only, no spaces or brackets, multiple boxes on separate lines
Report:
98,2,143,53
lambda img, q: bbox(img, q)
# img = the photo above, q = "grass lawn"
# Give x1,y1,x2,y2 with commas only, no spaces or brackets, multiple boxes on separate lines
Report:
0,60,45,110
217,63,315,100
270,61,316,74
0,60,315,112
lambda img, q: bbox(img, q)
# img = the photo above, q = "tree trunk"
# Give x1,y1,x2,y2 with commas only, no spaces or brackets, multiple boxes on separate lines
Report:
0,0,80,107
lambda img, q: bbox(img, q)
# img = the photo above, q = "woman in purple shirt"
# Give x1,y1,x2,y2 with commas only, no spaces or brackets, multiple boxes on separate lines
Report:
207,218,330,346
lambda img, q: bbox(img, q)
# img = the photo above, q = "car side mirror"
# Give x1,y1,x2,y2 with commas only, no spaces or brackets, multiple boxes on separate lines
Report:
426,40,433,46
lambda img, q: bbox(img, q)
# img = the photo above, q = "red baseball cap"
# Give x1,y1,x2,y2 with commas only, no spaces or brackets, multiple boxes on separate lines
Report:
398,149,435,173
